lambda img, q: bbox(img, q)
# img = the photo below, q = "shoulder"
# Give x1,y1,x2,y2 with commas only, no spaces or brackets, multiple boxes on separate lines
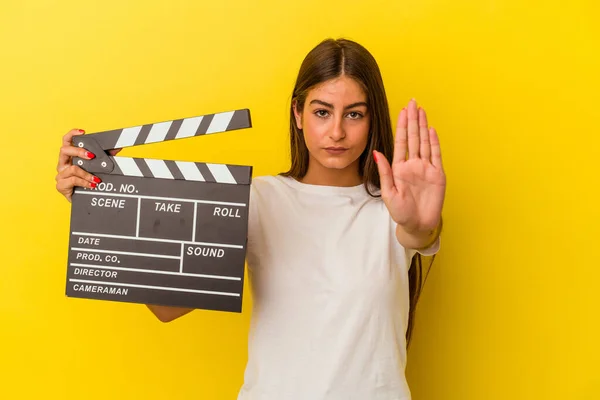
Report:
251,174,296,194
251,174,279,188
248,175,295,212
251,174,294,185
246,175,297,243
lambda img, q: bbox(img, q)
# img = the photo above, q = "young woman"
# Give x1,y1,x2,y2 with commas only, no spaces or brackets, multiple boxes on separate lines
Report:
55,38,446,399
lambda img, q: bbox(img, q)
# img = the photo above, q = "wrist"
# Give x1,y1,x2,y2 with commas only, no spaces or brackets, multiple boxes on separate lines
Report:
395,217,443,250
416,219,442,250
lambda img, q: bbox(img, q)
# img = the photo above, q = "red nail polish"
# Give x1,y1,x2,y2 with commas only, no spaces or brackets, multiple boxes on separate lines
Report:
90,183,97,188
86,151,95,159
93,176,101,183
373,150,378,163
78,129,85,133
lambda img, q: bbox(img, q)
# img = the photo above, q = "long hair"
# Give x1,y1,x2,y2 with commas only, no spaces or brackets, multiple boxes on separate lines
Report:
281,38,435,346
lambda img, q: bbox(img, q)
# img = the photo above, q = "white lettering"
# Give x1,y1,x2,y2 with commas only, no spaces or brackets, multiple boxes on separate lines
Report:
186,246,225,258
213,207,241,218
77,237,100,245
73,284,128,296
91,197,126,208
75,252,102,261
95,182,114,192
119,184,136,193
105,255,119,263
154,202,181,213
73,268,118,279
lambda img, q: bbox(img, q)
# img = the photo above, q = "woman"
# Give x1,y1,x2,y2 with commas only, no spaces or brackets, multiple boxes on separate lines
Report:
55,38,446,399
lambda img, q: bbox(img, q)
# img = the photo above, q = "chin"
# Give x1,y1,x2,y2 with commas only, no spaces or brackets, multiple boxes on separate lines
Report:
318,156,356,170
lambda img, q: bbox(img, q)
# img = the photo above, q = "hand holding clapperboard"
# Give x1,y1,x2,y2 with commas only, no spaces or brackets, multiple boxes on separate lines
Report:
66,109,253,313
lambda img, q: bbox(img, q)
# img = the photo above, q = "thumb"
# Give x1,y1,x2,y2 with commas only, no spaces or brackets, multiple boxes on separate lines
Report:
373,150,395,200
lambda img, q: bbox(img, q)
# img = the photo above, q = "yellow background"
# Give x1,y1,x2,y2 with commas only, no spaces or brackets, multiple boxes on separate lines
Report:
1,1,598,399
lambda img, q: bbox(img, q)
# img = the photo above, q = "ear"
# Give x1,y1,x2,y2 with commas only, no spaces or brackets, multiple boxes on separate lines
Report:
292,100,303,130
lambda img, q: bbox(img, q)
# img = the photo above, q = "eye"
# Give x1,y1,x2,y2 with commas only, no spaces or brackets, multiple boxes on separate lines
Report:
314,109,330,118
347,111,363,119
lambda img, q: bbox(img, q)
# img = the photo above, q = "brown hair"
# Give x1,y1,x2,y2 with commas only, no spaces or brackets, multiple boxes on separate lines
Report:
281,38,435,346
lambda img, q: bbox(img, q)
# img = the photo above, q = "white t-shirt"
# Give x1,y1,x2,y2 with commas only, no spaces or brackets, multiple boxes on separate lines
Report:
237,175,440,400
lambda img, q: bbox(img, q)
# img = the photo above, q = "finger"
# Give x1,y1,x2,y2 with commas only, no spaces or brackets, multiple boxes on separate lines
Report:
62,128,86,147
56,175,98,193
373,150,396,201
429,127,443,168
56,164,101,185
392,108,408,165
418,107,431,161
58,128,87,172
108,148,122,156
57,145,96,172
60,145,96,160
407,99,419,159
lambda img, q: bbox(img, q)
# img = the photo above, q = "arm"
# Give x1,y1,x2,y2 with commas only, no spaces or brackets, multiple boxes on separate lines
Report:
395,216,442,251
146,305,194,323
374,99,446,251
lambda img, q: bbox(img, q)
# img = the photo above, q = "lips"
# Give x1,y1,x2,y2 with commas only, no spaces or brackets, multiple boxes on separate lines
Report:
325,147,348,155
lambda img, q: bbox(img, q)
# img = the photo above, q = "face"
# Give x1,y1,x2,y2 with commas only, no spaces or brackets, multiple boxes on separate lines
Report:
293,75,370,175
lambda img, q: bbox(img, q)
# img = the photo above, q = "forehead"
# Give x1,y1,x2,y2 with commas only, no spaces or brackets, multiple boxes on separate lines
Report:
307,76,367,103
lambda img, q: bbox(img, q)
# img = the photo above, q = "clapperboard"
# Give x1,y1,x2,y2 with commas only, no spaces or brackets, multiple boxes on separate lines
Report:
65,109,252,313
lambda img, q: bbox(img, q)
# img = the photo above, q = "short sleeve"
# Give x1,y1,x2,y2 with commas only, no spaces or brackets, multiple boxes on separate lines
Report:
246,181,261,268
404,234,442,262
416,235,441,256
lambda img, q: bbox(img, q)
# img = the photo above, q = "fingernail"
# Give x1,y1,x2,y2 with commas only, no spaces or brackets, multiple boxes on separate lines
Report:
78,129,85,133
372,150,378,163
90,183,97,188
92,176,101,183
86,151,95,159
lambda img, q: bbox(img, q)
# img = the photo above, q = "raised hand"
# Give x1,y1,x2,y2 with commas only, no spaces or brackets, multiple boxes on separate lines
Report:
373,99,446,236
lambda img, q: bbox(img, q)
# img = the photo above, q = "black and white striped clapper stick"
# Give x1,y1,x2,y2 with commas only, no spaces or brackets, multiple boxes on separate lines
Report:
66,108,253,313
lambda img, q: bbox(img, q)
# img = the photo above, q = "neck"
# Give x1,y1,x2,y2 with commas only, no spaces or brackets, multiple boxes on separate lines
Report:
300,158,362,187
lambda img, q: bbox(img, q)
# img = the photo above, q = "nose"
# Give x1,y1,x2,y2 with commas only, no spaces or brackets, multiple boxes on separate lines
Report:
329,116,345,141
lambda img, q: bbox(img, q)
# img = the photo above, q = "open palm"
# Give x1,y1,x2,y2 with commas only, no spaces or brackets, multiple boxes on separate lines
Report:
374,99,446,234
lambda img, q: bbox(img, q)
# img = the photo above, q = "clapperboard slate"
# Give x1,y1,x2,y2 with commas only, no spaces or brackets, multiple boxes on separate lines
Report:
65,108,252,313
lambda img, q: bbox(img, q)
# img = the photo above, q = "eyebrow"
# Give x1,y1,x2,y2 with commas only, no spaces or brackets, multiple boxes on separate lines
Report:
309,99,368,110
